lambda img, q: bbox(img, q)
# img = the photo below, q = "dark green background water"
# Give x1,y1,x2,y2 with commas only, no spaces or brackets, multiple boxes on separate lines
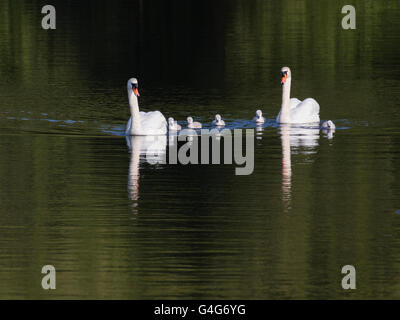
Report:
1,0,400,299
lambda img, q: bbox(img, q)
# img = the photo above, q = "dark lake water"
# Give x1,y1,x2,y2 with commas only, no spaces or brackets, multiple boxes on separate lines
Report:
1,0,400,299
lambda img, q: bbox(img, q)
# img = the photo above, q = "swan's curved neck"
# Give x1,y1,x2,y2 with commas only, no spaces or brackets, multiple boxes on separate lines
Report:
128,89,141,134
280,79,291,123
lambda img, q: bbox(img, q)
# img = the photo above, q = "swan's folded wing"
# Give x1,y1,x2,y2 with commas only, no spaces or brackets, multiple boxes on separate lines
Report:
290,98,320,123
290,98,302,109
303,98,320,115
140,111,167,134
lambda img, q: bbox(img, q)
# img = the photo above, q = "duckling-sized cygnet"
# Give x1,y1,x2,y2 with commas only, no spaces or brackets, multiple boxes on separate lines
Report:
253,110,265,124
212,114,225,126
168,117,181,131
321,120,336,130
187,117,202,129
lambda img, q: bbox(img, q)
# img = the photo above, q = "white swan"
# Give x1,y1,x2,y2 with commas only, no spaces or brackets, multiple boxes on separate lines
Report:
168,117,181,131
187,117,202,129
276,67,320,124
125,78,167,136
212,114,225,126
253,110,265,124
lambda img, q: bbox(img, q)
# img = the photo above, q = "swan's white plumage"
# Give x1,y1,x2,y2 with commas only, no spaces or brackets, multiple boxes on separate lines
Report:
126,111,167,136
276,98,320,124
276,67,320,124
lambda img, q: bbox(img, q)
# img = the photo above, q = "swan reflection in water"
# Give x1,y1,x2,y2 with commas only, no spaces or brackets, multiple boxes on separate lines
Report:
126,135,167,204
279,124,322,210
125,122,335,212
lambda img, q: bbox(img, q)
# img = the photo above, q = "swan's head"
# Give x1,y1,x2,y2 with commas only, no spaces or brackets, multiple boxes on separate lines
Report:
127,78,140,97
187,117,193,124
256,110,262,117
281,67,291,85
168,117,175,125
215,114,222,121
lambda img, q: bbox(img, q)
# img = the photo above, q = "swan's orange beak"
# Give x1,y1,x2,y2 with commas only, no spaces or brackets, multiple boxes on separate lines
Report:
281,74,287,85
133,88,140,97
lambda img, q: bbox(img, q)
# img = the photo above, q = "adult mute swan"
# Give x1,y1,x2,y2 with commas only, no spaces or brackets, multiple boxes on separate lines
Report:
125,78,167,136
276,67,320,124
212,114,225,126
253,110,265,124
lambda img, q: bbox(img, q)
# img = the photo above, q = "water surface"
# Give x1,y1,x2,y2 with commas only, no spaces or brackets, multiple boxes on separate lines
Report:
0,0,400,299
